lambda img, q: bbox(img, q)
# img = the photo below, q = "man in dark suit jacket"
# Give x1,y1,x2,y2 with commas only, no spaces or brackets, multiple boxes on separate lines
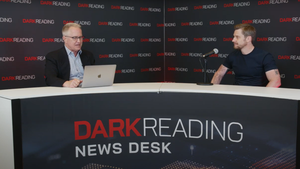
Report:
45,23,95,87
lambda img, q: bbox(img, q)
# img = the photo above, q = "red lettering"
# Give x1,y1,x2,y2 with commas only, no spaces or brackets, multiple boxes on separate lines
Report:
130,54,138,57
168,67,175,71
194,69,202,72
242,20,253,24
227,71,233,75
111,5,120,9
40,1,53,5
209,54,218,57
280,18,292,22
98,21,108,25
115,70,122,73
63,20,74,24
99,54,109,58
295,75,300,79
194,38,202,41
141,38,149,42
42,38,54,42
194,6,203,9
0,38,13,42
157,53,164,56
129,23,138,26
140,7,148,11
157,23,164,27
24,57,37,61
74,121,91,140
181,22,189,26
83,38,90,42
296,37,300,41
109,119,125,137
112,38,121,42
210,21,219,25
224,3,234,7
181,53,189,56
23,19,36,23
126,118,141,136
141,68,149,72
168,38,176,42
258,1,269,5
256,37,268,42
2,76,15,81
223,38,233,41
78,3,89,7
91,120,108,139
278,55,290,60
167,8,175,11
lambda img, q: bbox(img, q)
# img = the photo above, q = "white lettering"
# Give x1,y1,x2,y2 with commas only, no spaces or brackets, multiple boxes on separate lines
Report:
109,54,123,58
15,75,35,80
13,38,34,43
252,19,271,24
175,6,188,11
164,23,176,27
138,23,151,27
219,20,234,25
108,22,123,26
120,6,135,10
0,57,14,62
175,38,188,42
121,38,135,42
75,20,91,26
290,55,300,60
268,37,287,42
11,0,32,4
233,2,251,7
269,0,289,4
89,4,105,9
52,1,71,7
189,22,203,26
148,8,161,12
203,4,217,9
90,38,105,43
0,17,13,23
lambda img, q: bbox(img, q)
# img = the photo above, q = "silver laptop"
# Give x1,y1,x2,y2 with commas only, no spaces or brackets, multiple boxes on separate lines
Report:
81,64,116,88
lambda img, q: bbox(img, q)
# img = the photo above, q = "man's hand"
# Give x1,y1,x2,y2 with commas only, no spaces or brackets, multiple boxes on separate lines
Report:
63,79,82,88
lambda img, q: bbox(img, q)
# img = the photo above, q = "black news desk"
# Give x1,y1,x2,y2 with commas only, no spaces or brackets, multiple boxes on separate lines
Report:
0,83,299,169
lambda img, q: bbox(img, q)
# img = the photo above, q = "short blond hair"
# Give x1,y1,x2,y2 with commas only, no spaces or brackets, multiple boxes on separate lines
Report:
234,23,256,42
62,23,81,36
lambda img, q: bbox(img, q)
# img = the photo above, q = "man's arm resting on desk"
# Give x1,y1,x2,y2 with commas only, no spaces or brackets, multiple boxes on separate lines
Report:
63,79,82,88
266,69,281,87
211,65,228,84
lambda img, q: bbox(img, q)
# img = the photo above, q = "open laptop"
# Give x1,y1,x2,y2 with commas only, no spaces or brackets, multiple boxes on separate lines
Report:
80,64,116,88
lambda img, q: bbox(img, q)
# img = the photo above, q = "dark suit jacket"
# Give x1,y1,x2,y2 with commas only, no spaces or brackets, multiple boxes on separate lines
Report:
45,47,95,87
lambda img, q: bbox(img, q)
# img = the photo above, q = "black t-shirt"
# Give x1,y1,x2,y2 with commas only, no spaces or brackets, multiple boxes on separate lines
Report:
223,48,278,86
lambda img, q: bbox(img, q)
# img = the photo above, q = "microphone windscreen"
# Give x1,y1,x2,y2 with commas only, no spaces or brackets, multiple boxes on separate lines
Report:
213,48,219,54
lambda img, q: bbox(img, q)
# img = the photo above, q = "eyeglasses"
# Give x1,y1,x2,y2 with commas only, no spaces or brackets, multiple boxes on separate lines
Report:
65,36,84,41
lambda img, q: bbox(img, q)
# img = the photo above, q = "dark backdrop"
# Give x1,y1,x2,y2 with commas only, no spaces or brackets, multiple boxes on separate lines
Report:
1,0,300,89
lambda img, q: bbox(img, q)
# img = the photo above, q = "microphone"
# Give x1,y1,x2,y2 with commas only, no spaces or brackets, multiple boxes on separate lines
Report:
202,48,219,58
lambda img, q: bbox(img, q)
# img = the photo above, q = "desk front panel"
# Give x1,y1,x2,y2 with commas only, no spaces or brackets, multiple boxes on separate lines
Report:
13,92,299,169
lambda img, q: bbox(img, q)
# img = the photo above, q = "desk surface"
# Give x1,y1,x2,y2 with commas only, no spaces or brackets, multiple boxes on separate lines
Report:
0,83,300,100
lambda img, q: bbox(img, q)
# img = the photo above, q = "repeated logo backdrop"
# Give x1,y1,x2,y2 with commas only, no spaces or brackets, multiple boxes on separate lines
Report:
165,0,300,88
1,0,300,89
0,0,164,89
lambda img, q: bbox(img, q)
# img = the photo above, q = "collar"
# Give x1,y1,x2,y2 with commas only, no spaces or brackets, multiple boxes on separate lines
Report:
64,46,82,56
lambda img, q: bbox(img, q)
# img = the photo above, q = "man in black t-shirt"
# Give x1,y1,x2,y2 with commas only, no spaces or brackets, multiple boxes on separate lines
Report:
211,23,281,87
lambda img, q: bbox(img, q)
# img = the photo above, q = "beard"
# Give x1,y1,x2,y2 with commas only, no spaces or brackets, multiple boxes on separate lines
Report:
233,41,247,50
